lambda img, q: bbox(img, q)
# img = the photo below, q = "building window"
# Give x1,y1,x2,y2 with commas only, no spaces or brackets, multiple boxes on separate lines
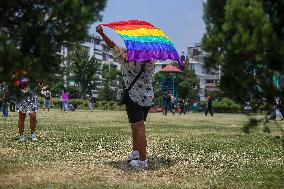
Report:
206,79,214,84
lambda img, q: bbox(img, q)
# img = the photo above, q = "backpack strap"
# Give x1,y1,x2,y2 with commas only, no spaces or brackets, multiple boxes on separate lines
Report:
125,63,146,92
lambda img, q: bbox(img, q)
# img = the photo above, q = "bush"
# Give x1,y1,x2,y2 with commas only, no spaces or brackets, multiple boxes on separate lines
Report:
213,97,242,113
38,97,124,111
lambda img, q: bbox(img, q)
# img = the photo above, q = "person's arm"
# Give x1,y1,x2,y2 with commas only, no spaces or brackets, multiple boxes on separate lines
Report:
97,25,129,68
96,25,115,48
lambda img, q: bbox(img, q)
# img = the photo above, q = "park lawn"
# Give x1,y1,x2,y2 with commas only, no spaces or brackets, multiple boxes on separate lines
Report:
0,110,283,189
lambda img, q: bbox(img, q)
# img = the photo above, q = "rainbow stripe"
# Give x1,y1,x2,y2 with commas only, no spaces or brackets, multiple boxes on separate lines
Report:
101,20,184,70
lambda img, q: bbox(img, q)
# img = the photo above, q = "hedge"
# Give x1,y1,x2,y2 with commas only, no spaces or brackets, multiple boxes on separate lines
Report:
200,97,242,113
37,97,124,111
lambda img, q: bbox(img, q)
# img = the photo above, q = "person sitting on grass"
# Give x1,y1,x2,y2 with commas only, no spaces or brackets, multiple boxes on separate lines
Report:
97,25,155,168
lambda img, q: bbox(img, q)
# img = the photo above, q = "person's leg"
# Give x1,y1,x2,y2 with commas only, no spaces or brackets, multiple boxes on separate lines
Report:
269,109,276,120
2,102,8,117
132,120,147,161
276,109,283,120
210,107,213,116
63,101,67,112
169,104,175,114
29,112,38,141
205,108,208,116
18,112,26,135
164,104,168,115
47,100,50,112
131,124,138,151
43,99,46,112
29,112,37,133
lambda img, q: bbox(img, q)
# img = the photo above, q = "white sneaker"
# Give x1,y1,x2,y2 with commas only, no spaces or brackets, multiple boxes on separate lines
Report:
31,133,38,142
129,159,148,168
127,151,139,163
19,135,25,142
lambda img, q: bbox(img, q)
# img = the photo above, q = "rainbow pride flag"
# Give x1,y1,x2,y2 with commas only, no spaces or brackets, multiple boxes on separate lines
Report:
101,20,184,70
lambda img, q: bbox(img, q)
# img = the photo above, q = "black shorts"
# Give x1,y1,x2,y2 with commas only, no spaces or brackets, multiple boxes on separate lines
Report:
125,98,150,123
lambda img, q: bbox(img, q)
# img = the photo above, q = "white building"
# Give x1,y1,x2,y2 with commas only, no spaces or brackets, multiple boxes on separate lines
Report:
187,43,221,101
187,43,206,100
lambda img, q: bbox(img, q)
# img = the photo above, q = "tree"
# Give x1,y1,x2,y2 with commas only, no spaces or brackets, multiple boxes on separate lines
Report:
152,72,164,106
0,0,107,83
203,0,284,147
66,44,101,98
97,64,122,101
203,0,284,107
178,61,200,101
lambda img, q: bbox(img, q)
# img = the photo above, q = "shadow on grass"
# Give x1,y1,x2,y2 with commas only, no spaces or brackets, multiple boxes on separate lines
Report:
106,156,176,171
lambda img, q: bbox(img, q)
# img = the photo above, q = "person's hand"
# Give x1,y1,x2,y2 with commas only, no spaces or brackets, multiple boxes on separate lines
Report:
96,25,104,35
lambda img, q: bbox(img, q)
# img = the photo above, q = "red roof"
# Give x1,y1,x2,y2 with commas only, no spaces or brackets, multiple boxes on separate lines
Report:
160,64,182,73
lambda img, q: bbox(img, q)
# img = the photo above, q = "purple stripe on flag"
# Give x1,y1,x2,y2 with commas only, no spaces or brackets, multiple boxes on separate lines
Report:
127,50,185,70
125,40,176,51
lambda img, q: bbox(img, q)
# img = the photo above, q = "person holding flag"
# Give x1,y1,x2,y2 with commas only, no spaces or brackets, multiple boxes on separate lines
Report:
96,25,155,168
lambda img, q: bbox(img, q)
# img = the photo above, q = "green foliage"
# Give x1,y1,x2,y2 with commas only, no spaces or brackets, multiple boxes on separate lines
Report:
65,44,101,98
212,97,242,113
153,72,163,106
202,0,284,108
97,64,121,101
0,0,107,86
178,61,200,99
38,96,122,110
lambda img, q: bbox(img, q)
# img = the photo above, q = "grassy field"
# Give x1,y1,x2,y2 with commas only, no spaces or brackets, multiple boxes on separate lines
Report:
0,110,283,189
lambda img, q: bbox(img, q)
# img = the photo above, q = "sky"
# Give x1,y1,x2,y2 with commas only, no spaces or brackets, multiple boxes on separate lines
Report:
89,0,205,55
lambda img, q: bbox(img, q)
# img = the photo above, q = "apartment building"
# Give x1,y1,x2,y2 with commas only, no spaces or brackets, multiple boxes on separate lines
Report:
187,43,221,100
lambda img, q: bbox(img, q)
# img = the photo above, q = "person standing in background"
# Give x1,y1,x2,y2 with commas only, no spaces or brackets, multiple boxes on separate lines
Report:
41,86,52,113
13,73,39,142
61,89,69,113
205,95,213,116
179,98,186,115
162,92,168,115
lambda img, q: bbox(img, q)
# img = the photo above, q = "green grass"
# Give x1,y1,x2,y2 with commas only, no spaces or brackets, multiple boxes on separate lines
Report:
0,110,283,189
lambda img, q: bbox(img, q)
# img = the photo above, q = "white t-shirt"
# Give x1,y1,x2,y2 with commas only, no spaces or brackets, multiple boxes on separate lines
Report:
110,45,155,107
